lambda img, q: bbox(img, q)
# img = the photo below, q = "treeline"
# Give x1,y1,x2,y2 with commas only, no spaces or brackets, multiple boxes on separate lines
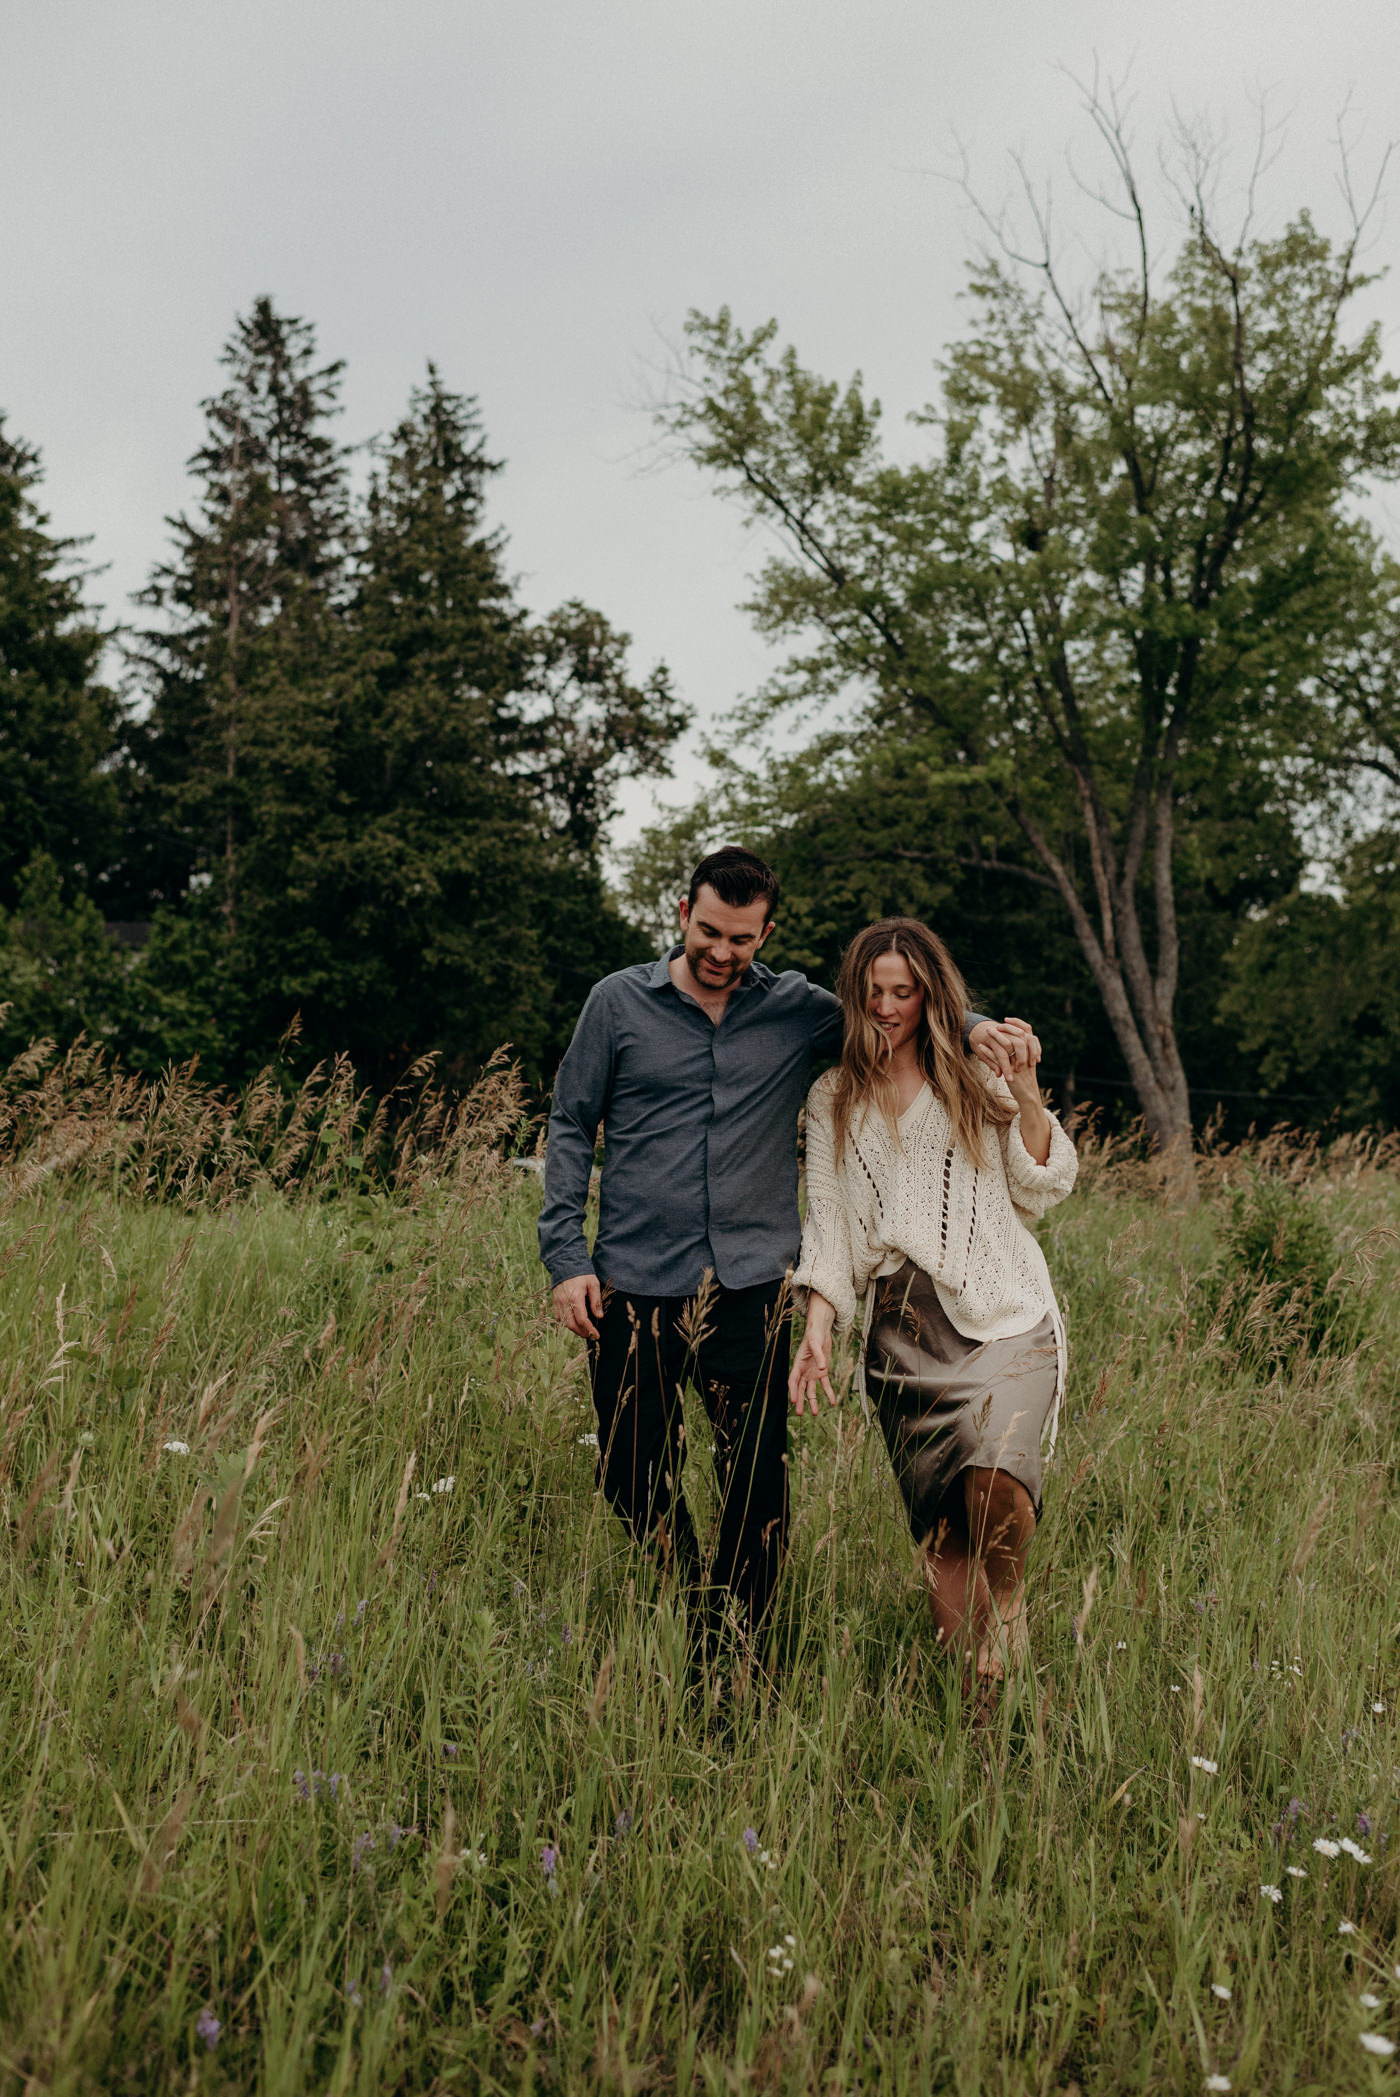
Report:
6,218,1400,1138
1,300,684,1088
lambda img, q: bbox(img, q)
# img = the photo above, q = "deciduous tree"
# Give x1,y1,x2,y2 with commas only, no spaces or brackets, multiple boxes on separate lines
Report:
657,107,1399,1173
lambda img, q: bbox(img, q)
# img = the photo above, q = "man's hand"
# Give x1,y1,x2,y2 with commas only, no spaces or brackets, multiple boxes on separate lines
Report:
969,1016,1042,1080
553,1273,604,1342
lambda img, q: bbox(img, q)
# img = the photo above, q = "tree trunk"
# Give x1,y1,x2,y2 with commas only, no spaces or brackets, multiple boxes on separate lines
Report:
1014,807,1196,1195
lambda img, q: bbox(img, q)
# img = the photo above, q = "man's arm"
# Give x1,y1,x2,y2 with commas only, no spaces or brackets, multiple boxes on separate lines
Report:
537,985,616,1339
809,984,1038,1072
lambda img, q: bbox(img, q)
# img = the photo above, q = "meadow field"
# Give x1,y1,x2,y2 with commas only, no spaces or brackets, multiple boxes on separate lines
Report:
0,1043,1398,2095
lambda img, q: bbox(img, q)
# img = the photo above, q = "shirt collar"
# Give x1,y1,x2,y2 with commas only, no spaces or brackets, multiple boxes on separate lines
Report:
648,945,774,995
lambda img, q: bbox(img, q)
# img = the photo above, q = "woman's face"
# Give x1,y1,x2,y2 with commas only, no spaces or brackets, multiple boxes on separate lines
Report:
869,950,924,1056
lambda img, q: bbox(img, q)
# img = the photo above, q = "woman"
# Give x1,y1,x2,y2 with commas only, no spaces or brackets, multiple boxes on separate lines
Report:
789,919,1077,1695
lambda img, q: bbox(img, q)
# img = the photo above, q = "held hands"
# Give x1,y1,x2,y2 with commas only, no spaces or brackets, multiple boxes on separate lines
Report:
970,1016,1052,1162
968,1016,1041,1081
553,1273,603,1342
789,1294,839,1415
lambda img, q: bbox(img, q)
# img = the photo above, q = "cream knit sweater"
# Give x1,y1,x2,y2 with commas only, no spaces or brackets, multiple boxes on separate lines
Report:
793,1071,1078,1427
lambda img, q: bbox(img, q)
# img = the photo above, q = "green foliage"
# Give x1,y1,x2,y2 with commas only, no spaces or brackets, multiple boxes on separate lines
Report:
1220,835,1400,1130
1201,1167,1364,1368
0,854,136,1056
0,1090,1399,2089
0,419,120,907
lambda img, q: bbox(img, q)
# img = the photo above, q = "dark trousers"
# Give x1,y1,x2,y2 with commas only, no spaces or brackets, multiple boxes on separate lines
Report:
587,1276,792,1637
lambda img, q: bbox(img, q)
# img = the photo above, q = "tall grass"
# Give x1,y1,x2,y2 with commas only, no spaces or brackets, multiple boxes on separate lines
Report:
1,1044,1398,2092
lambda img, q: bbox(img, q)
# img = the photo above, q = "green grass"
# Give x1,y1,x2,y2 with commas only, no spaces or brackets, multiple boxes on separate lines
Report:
1,1119,1399,2093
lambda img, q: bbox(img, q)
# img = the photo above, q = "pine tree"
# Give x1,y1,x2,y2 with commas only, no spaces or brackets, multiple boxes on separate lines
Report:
330,367,546,1073
0,417,119,907
338,370,685,1078
122,297,348,929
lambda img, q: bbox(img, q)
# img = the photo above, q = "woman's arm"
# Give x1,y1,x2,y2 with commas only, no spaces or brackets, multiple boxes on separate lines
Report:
1006,1066,1052,1164
996,1070,1078,1219
789,1290,838,1414
791,1083,859,1332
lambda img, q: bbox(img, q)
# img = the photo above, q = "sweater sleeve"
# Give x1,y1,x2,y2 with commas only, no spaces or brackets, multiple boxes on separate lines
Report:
995,1082,1078,1221
791,1080,860,1333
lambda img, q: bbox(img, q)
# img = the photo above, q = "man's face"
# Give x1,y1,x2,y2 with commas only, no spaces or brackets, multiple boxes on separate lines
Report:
677,884,774,991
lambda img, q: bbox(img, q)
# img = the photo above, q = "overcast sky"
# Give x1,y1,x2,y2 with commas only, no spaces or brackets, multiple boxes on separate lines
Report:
5,1,1399,847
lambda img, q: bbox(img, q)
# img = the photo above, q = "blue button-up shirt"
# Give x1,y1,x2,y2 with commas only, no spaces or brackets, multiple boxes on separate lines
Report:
537,948,845,1298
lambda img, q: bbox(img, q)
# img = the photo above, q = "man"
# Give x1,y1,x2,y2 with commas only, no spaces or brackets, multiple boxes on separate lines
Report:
537,846,1039,1648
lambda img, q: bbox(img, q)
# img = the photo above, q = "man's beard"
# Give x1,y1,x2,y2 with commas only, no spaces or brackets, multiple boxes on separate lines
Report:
686,946,745,989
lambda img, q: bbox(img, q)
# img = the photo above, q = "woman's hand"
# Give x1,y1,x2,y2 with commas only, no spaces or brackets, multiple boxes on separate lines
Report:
1005,1065,1052,1166
789,1294,838,1415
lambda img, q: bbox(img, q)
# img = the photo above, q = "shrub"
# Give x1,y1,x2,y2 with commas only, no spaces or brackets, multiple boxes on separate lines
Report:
1202,1169,1363,1368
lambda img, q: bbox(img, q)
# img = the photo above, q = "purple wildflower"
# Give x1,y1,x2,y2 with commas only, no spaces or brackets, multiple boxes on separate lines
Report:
1359,1812,1373,1837
444,1742,459,1760
614,1809,632,1838
351,1832,375,1871
294,1770,311,1801
354,1598,368,1625
511,1578,527,1600
743,1828,758,1855
347,1980,363,2008
336,1609,345,1631
387,1822,404,1849
541,1844,557,1879
326,1651,344,1680
562,1624,572,1647
379,1961,393,1996
328,1773,346,1801
195,2008,221,2052
530,2017,546,2040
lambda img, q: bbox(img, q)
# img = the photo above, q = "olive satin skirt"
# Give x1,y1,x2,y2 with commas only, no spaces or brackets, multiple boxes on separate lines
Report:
863,1259,1058,1538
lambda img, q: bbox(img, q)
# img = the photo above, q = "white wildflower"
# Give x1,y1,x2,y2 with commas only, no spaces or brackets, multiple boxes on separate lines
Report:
162,1439,191,1456
577,1433,598,1447
1191,1756,1218,1775
1211,1982,1232,2000
1285,1865,1308,1879
1339,1920,1359,1936
1360,2034,1396,2058
1373,1701,1386,1714
1340,1838,1372,1863
1205,2078,1231,2093
1116,1640,1127,1650
1260,1884,1283,1903
415,1490,430,1501
1170,1684,1181,1694
1361,1992,1382,2009
1313,1838,1341,1858
784,1933,796,1948
431,1476,454,1495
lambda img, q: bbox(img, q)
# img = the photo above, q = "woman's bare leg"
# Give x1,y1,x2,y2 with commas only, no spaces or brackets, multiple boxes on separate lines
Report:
963,1466,1036,1683
923,1512,987,1681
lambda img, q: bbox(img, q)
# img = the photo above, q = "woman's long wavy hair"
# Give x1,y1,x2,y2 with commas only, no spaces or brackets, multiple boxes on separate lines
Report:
829,918,1015,1162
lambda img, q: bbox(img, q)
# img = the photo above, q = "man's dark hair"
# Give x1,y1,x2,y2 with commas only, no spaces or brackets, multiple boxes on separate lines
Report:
687,846,781,922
